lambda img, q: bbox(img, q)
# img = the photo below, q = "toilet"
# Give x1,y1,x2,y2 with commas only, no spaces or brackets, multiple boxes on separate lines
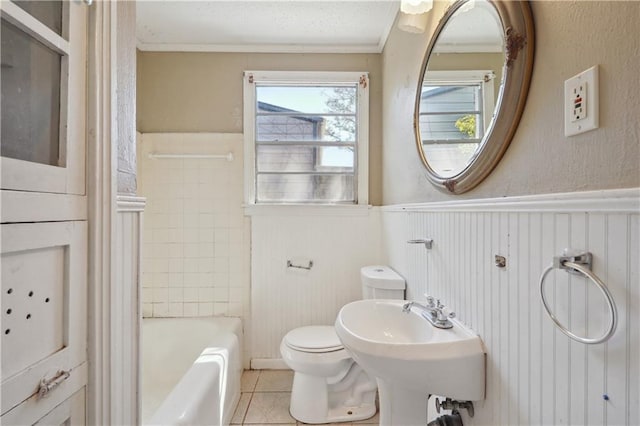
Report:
280,265,405,424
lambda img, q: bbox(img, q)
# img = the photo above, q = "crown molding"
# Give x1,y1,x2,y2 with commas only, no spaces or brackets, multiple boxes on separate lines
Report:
137,41,383,54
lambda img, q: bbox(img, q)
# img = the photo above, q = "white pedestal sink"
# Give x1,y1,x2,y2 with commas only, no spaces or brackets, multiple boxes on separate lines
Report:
335,300,485,426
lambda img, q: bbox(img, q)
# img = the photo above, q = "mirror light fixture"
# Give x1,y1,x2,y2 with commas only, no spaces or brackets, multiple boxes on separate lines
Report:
400,0,433,15
397,12,429,33
398,0,433,33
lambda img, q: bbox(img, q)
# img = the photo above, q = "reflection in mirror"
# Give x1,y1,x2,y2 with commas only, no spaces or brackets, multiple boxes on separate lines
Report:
418,0,503,178
415,0,534,194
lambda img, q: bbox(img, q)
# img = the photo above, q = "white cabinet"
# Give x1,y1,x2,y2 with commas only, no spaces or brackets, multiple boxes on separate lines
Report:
1,0,89,420
1,222,87,420
2,387,86,426
0,1,87,195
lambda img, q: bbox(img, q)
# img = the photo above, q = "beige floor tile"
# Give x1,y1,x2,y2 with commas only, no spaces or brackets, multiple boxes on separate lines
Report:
244,392,296,424
242,370,261,392
254,370,294,392
231,392,252,424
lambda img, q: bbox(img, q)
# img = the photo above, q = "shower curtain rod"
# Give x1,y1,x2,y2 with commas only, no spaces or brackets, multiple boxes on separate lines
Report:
147,152,234,161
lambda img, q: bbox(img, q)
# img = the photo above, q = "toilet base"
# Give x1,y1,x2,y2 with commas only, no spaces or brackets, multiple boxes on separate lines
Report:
289,370,377,424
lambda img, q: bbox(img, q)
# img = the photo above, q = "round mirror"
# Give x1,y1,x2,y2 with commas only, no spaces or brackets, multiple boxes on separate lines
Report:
414,0,534,194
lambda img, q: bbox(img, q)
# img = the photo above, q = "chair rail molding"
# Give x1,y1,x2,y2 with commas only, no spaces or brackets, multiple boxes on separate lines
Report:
380,188,640,213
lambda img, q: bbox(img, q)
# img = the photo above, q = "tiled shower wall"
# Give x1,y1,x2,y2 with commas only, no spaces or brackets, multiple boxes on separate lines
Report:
381,190,639,426
138,133,250,319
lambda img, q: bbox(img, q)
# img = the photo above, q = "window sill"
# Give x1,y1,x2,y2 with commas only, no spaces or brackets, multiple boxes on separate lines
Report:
243,203,373,217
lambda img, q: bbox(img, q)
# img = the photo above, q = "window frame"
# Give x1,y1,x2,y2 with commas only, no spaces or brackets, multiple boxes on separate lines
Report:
243,71,369,206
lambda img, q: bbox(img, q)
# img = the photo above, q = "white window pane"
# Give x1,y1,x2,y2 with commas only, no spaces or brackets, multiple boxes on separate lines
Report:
256,145,354,173
1,19,62,166
420,113,483,141
256,114,356,142
318,147,354,168
14,1,64,37
256,86,356,114
257,174,355,203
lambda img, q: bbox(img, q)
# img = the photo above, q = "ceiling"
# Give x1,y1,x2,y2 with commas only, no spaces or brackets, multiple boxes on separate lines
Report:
434,0,504,53
136,1,401,53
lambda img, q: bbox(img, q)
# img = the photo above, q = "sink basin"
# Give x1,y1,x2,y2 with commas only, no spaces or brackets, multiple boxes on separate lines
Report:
335,299,485,425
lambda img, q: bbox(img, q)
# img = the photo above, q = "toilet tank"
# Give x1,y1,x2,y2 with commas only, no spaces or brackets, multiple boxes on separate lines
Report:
361,266,405,300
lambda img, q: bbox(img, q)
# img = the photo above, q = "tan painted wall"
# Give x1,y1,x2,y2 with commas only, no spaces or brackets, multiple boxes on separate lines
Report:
137,52,383,204
382,1,640,204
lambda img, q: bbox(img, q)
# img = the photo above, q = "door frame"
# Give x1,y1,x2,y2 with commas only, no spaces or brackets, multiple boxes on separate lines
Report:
85,1,120,424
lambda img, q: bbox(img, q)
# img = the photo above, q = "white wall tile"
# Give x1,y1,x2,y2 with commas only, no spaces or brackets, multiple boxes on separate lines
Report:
152,287,168,303
198,303,214,317
142,288,153,304
214,287,229,302
138,133,249,320
183,303,198,317
168,288,183,303
153,303,168,317
184,287,199,303
198,287,214,303
142,303,153,318
168,303,184,317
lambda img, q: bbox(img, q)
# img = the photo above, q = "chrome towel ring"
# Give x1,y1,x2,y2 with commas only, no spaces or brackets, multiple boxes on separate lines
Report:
539,250,617,345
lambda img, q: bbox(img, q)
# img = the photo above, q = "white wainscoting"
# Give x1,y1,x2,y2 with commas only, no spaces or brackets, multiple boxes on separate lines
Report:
250,208,382,366
381,189,639,426
114,195,145,426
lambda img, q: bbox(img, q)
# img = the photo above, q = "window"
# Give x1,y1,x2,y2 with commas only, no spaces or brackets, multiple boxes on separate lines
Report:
418,70,495,177
244,71,369,205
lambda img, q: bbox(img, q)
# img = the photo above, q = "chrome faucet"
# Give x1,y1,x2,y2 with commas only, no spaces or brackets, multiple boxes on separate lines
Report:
402,296,455,329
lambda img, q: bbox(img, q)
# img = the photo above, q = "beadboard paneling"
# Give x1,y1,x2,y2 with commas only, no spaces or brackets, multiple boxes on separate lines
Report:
114,196,145,426
251,210,382,361
382,192,639,426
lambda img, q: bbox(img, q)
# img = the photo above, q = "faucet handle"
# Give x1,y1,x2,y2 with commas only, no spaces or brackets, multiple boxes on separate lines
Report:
442,306,455,319
436,306,456,323
425,294,435,307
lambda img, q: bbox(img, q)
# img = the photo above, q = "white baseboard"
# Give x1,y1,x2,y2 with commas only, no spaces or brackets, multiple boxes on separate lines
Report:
250,358,289,370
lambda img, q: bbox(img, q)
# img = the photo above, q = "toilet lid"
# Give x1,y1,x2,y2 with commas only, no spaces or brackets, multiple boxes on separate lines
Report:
284,326,344,353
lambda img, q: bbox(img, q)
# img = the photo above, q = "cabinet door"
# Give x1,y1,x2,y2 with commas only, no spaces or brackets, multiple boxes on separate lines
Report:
1,222,87,415
0,1,87,194
2,387,86,426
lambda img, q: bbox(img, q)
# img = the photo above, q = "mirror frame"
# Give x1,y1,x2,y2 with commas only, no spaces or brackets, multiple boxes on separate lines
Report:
414,0,535,194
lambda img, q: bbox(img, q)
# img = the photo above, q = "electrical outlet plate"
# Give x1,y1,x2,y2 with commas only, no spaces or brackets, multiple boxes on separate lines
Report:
564,65,599,136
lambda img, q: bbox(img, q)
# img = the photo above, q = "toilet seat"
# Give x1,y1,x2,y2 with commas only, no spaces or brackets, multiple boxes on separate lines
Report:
284,326,344,353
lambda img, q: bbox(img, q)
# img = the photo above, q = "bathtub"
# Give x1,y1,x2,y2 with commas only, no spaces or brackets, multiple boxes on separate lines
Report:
142,317,242,425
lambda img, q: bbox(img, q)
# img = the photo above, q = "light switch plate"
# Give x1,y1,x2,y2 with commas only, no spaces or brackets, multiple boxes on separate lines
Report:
564,65,599,136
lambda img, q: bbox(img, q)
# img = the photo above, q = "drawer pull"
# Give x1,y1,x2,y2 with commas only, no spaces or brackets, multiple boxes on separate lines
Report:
38,370,70,399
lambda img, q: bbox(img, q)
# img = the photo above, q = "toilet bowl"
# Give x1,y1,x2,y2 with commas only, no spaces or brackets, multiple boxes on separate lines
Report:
281,326,377,424
280,266,406,424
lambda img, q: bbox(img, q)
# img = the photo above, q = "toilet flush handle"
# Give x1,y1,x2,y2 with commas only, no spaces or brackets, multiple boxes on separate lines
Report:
407,239,433,249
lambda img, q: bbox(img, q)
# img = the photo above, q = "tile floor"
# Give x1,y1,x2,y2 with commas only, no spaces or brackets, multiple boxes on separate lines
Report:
232,370,380,425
